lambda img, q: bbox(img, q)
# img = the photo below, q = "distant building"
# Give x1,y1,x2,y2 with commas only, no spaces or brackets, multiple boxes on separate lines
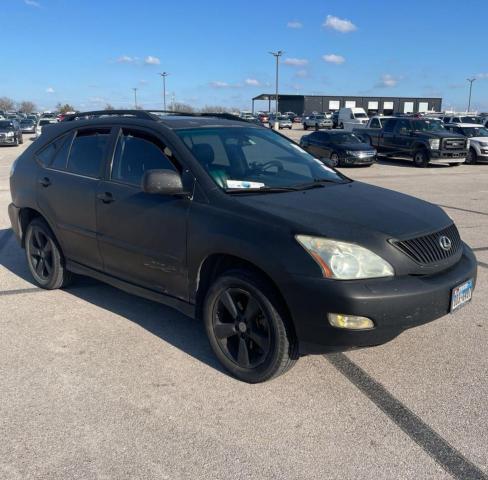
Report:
252,94,442,116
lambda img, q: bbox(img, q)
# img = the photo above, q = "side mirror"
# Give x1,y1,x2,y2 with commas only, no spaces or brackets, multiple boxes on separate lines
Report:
142,169,189,197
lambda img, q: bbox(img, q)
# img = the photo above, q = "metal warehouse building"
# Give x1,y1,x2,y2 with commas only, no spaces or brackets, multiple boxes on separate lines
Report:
252,94,442,116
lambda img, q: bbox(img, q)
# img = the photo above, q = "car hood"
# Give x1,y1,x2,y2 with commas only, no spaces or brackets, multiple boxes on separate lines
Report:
413,130,465,140
337,142,374,151
469,136,488,143
233,181,451,240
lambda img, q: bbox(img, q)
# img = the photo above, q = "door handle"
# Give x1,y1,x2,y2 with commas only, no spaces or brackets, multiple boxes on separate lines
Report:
38,177,51,187
96,192,114,203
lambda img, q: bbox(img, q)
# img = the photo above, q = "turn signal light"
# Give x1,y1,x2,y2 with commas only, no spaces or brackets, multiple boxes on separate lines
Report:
328,313,374,330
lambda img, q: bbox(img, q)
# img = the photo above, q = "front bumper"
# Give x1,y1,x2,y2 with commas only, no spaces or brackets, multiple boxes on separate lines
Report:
281,244,477,354
430,149,467,163
342,153,376,165
0,136,16,144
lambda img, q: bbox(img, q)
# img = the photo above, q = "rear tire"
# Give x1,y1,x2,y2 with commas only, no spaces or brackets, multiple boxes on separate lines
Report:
203,270,298,383
25,217,72,290
413,149,429,168
19,135,24,144
303,124,308,130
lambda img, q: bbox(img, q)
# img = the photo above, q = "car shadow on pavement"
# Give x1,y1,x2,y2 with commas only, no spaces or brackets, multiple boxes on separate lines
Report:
375,157,448,168
0,229,225,376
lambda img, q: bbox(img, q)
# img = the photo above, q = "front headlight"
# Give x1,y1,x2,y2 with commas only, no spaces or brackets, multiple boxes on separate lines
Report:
6,131,14,137
296,235,394,280
429,139,440,150
466,139,471,149
479,142,488,147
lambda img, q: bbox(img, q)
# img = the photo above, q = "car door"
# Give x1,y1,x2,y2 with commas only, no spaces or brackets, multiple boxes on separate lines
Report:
313,132,332,158
36,127,113,270
394,119,413,156
379,118,397,154
96,126,190,300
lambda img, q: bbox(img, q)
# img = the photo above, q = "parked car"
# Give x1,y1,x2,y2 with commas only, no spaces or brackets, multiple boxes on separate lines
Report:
444,123,488,164
269,115,292,129
20,119,36,134
442,114,482,125
303,114,333,130
331,111,340,128
35,118,58,138
257,113,269,124
353,116,394,140
284,111,297,121
292,116,303,123
8,109,477,382
299,130,376,167
364,117,467,167
0,119,23,146
337,107,369,130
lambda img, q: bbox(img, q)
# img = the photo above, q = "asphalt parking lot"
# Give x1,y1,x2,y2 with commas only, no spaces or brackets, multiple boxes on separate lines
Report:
1,133,487,480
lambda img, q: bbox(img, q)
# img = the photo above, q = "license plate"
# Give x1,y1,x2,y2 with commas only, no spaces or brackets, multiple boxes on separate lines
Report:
450,279,473,312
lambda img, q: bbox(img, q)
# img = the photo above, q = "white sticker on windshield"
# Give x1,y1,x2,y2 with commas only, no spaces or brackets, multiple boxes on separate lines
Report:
226,180,266,189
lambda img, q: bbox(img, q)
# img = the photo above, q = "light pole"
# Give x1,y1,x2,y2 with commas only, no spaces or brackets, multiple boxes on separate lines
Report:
467,78,476,112
132,87,138,109
269,50,284,129
159,72,169,110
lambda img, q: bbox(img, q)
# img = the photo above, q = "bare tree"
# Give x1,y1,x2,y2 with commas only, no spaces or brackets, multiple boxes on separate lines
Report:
0,97,15,112
56,103,76,114
200,105,231,113
170,102,195,113
104,103,115,110
18,101,37,114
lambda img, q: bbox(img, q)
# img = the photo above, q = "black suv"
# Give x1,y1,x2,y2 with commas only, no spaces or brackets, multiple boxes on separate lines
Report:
8,110,477,382
0,119,23,146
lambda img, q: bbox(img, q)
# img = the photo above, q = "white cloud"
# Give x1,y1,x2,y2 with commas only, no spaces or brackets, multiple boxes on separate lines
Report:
24,0,40,7
287,21,303,29
283,57,308,67
322,54,345,64
139,79,148,85
376,74,400,88
476,73,488,79
295,69,308,78
116,55,137,63
144,55,160,65
46,87,55,94
323,15,357,33
210,81,230,88
245,78,261,86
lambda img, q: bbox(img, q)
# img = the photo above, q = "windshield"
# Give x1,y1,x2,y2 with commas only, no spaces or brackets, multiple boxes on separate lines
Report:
0,121,13,129
329,133,364,144
460,116,481,124
354,113,368,119
278,116,290,121
412,119,445,132
21,120,34,125
176,127,346,191
314,115,325,120
462,127,488,138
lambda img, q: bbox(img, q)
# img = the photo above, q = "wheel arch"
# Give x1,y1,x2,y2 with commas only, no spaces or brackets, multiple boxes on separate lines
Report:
194,253,295,336
19,207,58,248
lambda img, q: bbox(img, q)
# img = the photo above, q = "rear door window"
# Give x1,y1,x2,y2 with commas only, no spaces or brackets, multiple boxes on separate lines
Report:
67,128,111,178
36,133,73,169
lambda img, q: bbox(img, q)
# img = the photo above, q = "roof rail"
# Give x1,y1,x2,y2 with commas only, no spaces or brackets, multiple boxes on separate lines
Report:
63,110,157,122
62,109,251,124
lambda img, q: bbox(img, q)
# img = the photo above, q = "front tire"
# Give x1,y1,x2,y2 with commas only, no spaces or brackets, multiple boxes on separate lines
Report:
413,149,429,168
203,270,298,383
466,148,477,165
25,217,72,289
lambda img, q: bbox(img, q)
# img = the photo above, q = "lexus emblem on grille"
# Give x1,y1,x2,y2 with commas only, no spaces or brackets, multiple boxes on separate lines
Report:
439,236,452,251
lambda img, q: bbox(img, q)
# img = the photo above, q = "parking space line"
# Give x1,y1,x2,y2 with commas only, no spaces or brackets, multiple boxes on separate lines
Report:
326,353,488,480
0,287,41,297
438,205,488,217
478,261,488,269
472,247,488,252
0,228,13,253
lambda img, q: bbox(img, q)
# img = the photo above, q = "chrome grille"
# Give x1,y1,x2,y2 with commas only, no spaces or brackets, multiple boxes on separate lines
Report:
443,138,466,150
392,224,462,265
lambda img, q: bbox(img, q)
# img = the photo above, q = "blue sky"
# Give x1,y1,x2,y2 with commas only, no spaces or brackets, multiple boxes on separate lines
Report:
2,0,488,112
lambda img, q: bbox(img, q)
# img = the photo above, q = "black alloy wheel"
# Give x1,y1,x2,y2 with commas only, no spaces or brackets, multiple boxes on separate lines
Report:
203,271,297,383
25,218,72,289
213,288,271,369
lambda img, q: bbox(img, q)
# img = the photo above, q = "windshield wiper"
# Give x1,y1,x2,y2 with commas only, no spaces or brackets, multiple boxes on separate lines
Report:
290,178,343,190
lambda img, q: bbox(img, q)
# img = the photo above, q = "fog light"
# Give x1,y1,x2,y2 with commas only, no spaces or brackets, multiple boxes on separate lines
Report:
328,313,374,330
